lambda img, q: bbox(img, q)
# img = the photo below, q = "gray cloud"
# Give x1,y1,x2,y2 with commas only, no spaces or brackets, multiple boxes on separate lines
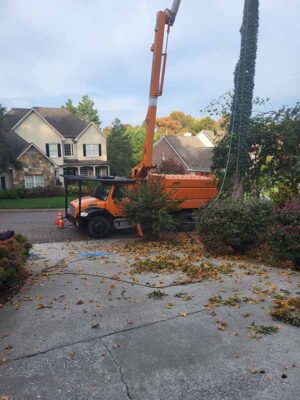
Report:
0,0,299,125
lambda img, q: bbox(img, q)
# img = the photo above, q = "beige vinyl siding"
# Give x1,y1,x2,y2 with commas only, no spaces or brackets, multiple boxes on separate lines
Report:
76,125,107,161
15,111,64,165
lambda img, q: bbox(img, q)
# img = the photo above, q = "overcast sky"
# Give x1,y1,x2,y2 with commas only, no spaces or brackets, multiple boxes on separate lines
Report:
0,0,299,126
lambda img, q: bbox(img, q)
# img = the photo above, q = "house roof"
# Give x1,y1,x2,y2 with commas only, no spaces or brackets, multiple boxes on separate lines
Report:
5,107,90,138
162,136,214,172
199,130,225,145
1,119,29,158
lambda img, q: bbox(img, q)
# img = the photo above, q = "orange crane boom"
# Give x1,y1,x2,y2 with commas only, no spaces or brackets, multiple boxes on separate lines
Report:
131,0,181,178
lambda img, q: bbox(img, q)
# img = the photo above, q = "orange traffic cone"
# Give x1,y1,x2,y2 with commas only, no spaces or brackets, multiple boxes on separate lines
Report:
55,210,63,226
58,216,65,229
136,224,143,238
56,211,65,229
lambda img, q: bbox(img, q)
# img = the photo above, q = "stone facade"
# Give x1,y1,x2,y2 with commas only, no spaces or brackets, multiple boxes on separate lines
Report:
13,146,56,188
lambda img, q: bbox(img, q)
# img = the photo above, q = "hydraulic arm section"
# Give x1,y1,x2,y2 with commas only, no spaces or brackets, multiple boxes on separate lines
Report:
131,0,181,179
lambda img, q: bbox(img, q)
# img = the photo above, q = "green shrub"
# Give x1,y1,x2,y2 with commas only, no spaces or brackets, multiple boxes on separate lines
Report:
195,197,274,253
123,180,183,240
269,199,300,270
0,188,26,199
0,234,32,288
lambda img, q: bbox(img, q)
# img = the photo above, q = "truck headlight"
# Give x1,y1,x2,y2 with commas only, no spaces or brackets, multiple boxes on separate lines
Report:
80,211,89,217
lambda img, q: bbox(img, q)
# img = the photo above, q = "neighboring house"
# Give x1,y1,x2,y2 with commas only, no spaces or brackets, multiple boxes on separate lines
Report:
2,107,109,190
153,133,214,174
197,130,224,147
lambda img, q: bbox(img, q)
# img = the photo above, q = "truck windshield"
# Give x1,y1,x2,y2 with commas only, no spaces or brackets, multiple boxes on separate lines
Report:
93,182,112,201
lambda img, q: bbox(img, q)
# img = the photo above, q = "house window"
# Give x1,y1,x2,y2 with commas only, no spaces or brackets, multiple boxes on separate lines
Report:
25,175,44,189
49,144,58,157
84,144,100,157
64,144,74,157
46,143,61,158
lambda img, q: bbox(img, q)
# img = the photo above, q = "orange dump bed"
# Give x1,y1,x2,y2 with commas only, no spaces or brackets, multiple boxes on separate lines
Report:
149,173,218,209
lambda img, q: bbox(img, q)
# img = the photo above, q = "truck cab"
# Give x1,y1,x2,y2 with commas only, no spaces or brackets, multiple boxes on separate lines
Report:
65,175,135,238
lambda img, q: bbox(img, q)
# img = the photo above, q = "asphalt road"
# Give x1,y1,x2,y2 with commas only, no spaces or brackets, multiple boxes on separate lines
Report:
0,210,133,243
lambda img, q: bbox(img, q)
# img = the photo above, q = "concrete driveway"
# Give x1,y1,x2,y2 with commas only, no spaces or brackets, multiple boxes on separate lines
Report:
0,239,299,399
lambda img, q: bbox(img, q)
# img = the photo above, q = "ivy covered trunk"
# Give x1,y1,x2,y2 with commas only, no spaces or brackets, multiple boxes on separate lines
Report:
229,0,259,199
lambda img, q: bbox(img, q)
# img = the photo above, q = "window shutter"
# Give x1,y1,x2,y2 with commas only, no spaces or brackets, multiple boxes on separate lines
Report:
46,143,50,157
83,144,86,157
57,144,61,157
98,144,102,156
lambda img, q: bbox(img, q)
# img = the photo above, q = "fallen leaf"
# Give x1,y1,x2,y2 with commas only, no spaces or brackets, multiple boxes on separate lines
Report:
242,313,251,318
127,320,133,326
4,345,13,351
91,322,99,329
76,300,84,305
165,303,175,309
112,343,120,349
267,375,273,381
217,320,227,331
250,368,258,374
179,311,188,317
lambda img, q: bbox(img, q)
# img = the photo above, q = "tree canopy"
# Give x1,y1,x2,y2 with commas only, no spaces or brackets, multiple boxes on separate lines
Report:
124,125,146,165
0,105,21,172
156,111,217,136
107,119,133,176
213,102,300,204
63,95,101,126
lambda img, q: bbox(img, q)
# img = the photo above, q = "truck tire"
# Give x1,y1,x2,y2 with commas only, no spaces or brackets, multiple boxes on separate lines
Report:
87,215,112,238
176,211,195,232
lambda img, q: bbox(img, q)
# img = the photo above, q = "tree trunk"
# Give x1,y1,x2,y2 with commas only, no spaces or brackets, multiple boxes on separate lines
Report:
231,172,244,200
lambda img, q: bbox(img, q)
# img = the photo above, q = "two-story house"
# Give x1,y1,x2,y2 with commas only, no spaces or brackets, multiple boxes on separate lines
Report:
2,107,109,189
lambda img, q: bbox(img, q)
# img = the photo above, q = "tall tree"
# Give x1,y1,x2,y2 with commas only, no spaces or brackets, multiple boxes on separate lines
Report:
228,0,259,198
63,95,101,126
0,105,20,172
124,125,146,165
107,119,132,176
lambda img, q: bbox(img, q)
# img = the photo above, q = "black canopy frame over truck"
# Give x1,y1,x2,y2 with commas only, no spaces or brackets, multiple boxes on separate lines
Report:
62,174,135,219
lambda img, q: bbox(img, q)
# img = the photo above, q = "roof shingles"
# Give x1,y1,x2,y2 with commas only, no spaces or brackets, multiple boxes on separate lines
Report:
163,136,214,172
4,107,89,138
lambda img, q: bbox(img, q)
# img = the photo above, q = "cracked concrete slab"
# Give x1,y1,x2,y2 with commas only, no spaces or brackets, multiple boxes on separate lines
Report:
0,240,299,399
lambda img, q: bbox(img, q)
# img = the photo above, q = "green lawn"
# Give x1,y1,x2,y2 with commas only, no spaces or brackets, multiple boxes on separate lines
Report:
0,196,76,209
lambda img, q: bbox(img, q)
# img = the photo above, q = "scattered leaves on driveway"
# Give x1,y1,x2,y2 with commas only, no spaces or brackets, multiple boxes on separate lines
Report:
248,321,279,336
148,290,167,300
271,296,300,327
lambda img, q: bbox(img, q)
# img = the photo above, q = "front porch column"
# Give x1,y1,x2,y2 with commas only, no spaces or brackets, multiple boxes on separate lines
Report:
93,166,96,176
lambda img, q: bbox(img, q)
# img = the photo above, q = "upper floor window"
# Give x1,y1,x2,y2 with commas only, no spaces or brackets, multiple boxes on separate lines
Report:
83,144,101,157
64,143,74,157
46,143,61,158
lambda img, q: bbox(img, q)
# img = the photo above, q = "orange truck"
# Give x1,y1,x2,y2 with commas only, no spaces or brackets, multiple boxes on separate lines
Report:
64,0,218,238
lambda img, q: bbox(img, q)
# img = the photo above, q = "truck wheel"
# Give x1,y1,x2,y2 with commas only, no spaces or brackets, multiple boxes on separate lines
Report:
87,215,112,238
177,211,195,232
